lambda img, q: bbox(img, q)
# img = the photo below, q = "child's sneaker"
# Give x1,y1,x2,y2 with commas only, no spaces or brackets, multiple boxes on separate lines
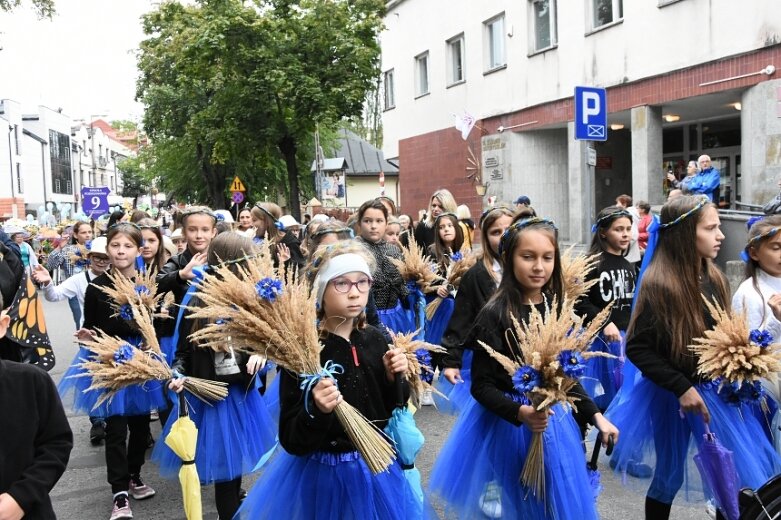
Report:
129,474,156,500
109,493,133,520
478,480,502,519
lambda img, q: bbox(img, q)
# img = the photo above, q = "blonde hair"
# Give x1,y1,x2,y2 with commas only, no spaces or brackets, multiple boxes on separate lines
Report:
456,204,471,220
425,189,458,226
251,202,282,242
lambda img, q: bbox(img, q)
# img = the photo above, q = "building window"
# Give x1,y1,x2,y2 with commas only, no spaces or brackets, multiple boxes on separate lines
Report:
530,0,557,52
16,164,22,194
484,14,506,71
591,0,623,30
447,34,465,85
49,130,73,194
414,52,429,97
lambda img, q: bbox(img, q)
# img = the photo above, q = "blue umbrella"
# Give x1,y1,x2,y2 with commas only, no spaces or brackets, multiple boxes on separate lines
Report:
384,374,425,503
694,424,740,520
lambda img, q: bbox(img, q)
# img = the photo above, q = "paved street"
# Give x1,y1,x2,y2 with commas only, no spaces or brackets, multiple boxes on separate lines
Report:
42,298,705,519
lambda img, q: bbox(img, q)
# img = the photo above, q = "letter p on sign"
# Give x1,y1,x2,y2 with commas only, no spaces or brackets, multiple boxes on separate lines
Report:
574,86,607,141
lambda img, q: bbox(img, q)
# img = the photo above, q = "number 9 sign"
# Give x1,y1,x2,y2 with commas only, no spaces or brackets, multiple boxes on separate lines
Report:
81,186,111,218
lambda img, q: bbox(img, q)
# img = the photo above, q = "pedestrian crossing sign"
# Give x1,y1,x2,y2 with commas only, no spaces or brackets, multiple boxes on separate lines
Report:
230,176,246,192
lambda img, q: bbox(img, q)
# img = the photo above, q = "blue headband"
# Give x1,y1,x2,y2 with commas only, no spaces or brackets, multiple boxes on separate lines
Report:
658,196,709,229
499,217,557,255
591,209,631,233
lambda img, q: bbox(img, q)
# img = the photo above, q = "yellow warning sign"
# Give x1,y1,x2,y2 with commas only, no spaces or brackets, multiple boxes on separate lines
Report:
230,176,246,192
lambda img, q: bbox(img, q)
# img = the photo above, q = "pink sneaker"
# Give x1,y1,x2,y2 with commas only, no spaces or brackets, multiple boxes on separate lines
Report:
109,493,133,520
129,474,156,500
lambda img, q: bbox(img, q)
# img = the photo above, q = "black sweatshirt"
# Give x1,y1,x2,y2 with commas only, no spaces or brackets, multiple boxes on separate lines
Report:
576,252,636,331
278,326,409,455
626,278,718,398
0,359,73,519
156,249,194,307
441,261,497,369
83,272,140,339
470,303,600,428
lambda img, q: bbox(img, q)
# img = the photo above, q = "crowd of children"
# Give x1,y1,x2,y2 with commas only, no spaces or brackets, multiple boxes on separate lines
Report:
6,191,781,520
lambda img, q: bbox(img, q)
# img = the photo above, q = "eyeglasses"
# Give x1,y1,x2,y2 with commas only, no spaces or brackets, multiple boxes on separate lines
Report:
330,278,372,294
90,256,110,263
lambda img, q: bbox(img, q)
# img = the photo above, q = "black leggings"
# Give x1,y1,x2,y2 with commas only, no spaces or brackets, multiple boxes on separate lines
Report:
214,477,242,520
105,414,150,493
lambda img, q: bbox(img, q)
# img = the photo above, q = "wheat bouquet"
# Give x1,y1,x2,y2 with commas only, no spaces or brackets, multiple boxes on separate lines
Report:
391,235,441,294
425,251,478,320
478,297,613,499
389,330,447,407
689,297,781,407
77,283,228,409
96,268,168,337
186,255,397,474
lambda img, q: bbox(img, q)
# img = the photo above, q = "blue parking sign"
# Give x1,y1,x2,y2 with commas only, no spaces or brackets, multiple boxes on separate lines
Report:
575,86,607,141
81,186,111,218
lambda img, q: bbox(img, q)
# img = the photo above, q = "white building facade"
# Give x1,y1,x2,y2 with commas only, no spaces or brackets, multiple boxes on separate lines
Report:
381,0,781,247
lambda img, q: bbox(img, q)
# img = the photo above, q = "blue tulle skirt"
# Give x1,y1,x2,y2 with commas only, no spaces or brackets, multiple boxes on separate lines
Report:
429,398,598,519
581,332,624,411
263,372,280,429
424,296,455,346
152,380,277,484
159,335,176,363
607,378,781,503
378,301,415,335
433,349,474,415
236,450,423,519
58,346,167,417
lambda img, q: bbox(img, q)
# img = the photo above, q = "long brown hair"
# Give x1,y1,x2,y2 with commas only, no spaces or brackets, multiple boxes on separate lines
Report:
137,218,166,272
479,205,519,283
627,195,730,370
431,213,464,265
251,202,282,243
743,215,781,325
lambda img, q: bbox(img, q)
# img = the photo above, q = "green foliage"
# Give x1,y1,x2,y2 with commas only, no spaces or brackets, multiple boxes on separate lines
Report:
117,156,150,207
0,0,55,18
136,0,384,216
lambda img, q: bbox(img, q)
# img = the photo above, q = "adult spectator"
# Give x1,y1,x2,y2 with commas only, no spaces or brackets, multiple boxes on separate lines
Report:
666,160,698,194
762,176,781,215
456,204,475,250
514,195,531,210
5,225,38,273
635,201,652,252
686,154,721,203
404,189,458,250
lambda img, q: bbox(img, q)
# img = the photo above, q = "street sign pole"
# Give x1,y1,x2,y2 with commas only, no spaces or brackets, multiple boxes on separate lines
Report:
575,86,608,240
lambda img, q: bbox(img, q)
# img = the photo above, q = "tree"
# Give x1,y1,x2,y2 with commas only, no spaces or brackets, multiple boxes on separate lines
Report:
117,156,150,208
136,0,385,218
0,0,54,18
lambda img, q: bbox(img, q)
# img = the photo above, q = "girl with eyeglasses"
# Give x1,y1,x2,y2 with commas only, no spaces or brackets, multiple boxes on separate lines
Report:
236,241,420,519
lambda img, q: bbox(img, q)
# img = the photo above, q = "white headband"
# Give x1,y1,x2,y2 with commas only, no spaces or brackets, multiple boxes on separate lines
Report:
315,253,373,306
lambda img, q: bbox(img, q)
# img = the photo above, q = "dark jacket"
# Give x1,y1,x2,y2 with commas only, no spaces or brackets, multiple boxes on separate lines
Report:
83,272,139,339
0,359,73,519
278,326,409,455
156,249,195,307
0,241,23,311
441,261,496,369
469,303,600,429
576,252,636,332
626,278,718,397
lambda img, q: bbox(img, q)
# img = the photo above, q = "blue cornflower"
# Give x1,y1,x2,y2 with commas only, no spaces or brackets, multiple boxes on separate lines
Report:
415,349,433,384
113,343,136,364
512,366,542,394
135,285,151,296
750,329,773,348
119,303,134,321
450,251,463,262
558,350,586,378
256,277,283,302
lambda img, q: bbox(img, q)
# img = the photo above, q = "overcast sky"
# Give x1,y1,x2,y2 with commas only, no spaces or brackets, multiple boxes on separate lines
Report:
0,0,156,122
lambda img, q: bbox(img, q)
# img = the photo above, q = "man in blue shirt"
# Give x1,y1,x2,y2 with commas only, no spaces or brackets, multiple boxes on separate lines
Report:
687,155,721,203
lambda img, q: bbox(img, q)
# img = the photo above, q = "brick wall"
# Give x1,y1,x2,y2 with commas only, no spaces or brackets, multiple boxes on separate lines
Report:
0,198,25,219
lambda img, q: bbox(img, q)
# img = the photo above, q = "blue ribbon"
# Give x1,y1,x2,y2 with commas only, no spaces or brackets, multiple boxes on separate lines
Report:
299,360,345,417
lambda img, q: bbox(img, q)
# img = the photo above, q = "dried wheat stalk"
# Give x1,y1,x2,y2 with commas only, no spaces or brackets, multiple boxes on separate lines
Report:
560,246,600,304
425,252,478,320
389,330,448,407
391,234,441,294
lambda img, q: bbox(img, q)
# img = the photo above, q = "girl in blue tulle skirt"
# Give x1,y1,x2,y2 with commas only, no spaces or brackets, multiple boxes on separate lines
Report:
238,243,421,519
65,222,165,517
164,232,278,520
436,206,516,415
577,206,636,412
356,199,413,335
429,216,619,519
605,196,781,519
424,212,465,344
